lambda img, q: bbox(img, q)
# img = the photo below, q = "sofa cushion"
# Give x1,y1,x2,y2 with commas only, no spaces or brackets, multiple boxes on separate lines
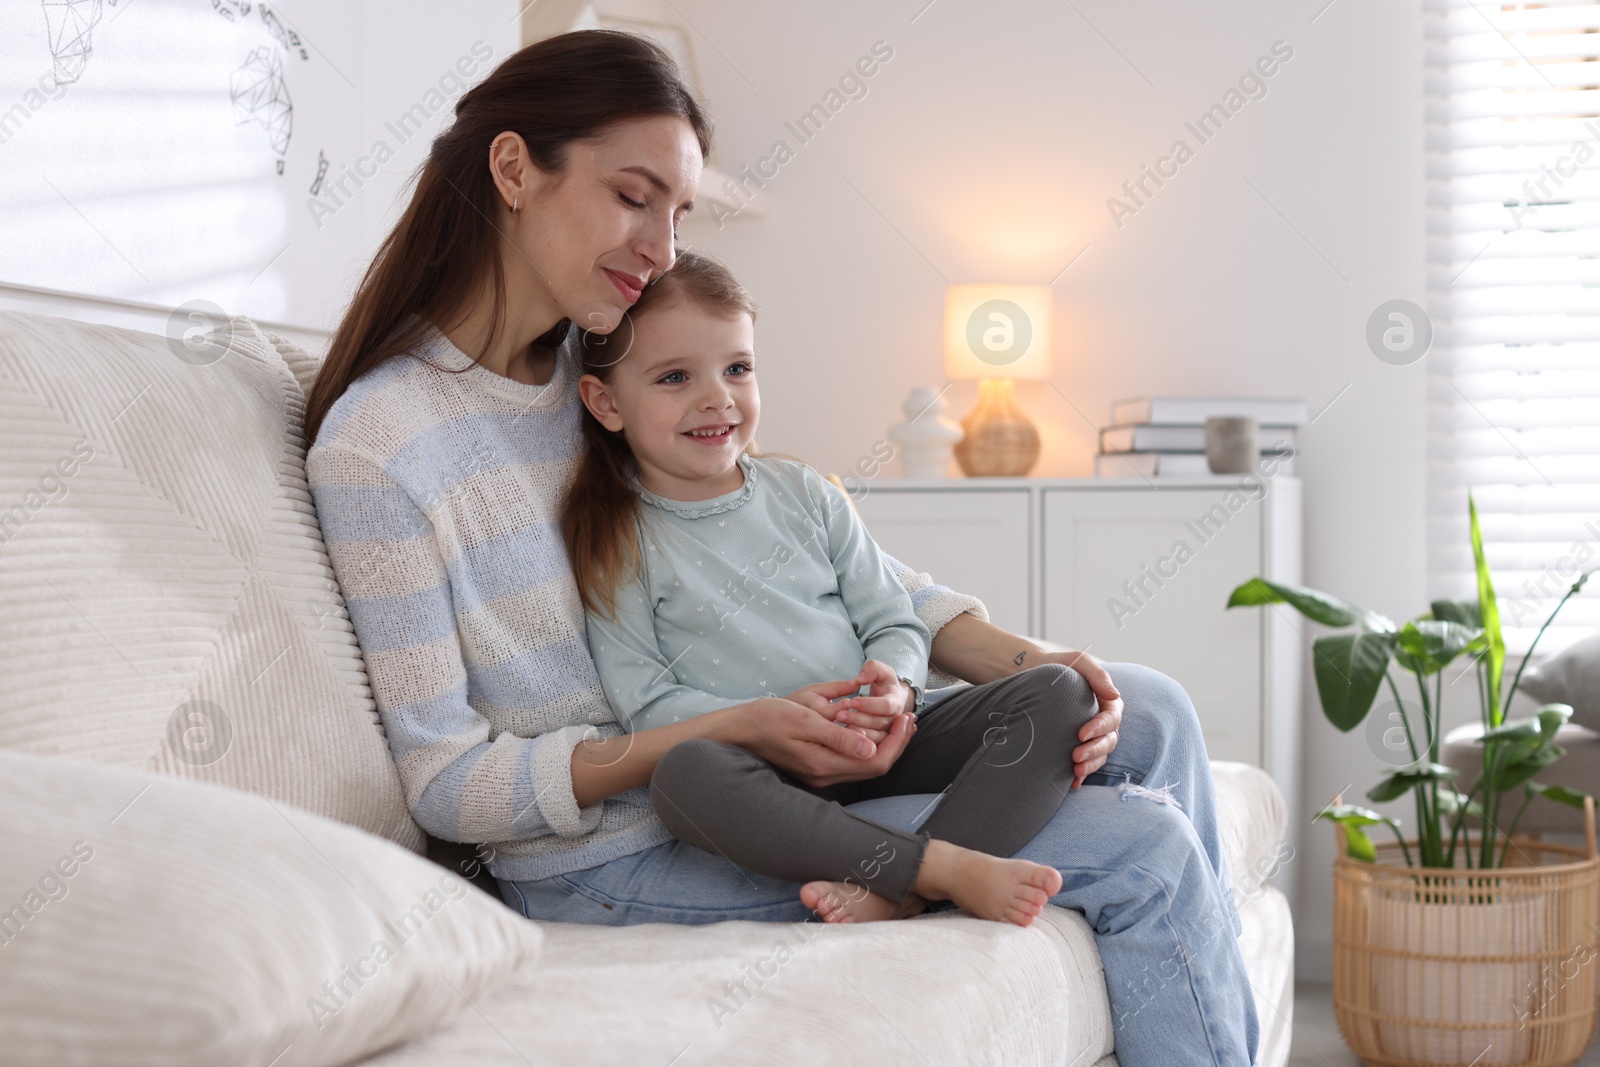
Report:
346,763,1296,1067
347,891,1295,1067
0,310,422,850
1442,720,1600,835
1519,630,1600,732
0,748,541,1067
1211,759,1290,901
355,901,1114,1065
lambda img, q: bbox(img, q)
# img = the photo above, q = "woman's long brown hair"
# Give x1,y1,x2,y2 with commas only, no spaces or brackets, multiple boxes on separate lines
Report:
302,30,713,446
562,252,798,622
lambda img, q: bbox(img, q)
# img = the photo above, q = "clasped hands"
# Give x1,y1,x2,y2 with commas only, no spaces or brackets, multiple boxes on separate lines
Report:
782,659,913,745
777,654,1122,791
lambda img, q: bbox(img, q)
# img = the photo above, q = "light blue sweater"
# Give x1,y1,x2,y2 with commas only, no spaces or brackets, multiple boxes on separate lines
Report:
588,453,931,733
306,323,989,882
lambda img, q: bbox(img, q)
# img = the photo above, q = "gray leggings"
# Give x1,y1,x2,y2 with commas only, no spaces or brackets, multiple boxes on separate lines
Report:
647,663,1100,905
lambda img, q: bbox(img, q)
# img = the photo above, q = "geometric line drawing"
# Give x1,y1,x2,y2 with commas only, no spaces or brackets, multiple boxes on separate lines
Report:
259,3,294,51
211,0,252,22
41,0,120,86
309,149,328,195
230,45,292,156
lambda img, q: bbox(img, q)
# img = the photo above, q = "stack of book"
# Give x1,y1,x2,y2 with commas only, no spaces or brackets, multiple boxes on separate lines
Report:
1094,396,1305,478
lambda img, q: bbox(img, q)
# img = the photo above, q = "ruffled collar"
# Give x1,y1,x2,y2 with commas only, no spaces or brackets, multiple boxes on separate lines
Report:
629,453,758,519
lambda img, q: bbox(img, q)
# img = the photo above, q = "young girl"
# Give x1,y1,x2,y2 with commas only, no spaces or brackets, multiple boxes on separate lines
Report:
560,252,1100,926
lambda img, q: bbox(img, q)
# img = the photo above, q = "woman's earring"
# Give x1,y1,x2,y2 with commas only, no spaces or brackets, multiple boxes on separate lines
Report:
512,195,519,212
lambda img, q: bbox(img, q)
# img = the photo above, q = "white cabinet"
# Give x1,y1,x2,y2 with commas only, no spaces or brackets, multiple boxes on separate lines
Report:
847,487,1034,635
851,476,1302,803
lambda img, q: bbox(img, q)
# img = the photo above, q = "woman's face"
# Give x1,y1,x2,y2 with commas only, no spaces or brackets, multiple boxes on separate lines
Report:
521,115,703,336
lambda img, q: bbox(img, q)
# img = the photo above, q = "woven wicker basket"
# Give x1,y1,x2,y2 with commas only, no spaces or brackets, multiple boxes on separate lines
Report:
1330,794,1599,1066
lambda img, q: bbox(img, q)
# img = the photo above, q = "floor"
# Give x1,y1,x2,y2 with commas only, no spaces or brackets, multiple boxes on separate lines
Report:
1289,982,1600,1066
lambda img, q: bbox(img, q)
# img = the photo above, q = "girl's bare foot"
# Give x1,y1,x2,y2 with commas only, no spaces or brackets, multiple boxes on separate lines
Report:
914,840,1063,927
800,881,928,923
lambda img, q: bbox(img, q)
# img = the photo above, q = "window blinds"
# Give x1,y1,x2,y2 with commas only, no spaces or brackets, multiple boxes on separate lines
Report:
1426,0,1600,656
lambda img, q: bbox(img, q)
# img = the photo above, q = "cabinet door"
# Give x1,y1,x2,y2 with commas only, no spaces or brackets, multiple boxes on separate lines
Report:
850,489,1032,635
1042,488,1264,765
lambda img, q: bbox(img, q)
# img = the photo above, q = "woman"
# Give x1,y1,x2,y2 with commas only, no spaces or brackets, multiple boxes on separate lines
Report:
304,30,1259,1066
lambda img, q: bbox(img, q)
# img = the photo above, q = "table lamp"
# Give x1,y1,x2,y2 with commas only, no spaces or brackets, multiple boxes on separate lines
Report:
943,283,1052,476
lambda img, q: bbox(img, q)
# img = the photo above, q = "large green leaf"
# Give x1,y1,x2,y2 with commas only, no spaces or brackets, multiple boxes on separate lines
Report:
1312,631,1398,731
1314,803,1402,863
1395,619,1483,676
1527,781,1592,809
1481,716,1543,743
1342,826,1376,863
1478,707,1572,782
1366,762,1458,803
1469,493,1506,725
1500,744,1565,790
1430,599,1482,628
1227,578,1396,633
1538,703,1574,742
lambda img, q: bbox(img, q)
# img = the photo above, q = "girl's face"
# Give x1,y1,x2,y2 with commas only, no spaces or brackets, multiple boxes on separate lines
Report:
578,297,759,501
515,115,702,336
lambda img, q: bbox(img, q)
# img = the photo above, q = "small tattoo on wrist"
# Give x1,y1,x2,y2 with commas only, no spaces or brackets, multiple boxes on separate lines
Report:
1012,650,1027,666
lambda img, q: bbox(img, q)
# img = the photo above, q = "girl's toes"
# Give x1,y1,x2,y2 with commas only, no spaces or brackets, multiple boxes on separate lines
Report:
1004,881,1053,926
1006,904,1040,927
1027,866,1064,896
801,881,844,918
802,880,904,923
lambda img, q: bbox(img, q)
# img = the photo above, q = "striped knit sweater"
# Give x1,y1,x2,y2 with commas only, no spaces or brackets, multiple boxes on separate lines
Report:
305,323,990,882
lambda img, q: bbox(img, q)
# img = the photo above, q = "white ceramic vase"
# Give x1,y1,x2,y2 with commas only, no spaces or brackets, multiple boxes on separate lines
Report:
887,386,963,479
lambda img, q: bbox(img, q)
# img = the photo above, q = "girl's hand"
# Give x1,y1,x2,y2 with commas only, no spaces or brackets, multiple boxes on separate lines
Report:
723,697,917,788
781,678,861,715
780,680,887,744
833,659,913,736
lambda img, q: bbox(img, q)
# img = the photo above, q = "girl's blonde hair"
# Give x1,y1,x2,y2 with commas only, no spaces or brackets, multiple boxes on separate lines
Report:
561,251,798,621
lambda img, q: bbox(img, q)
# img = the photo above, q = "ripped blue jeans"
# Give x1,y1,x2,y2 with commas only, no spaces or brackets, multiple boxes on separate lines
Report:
497,663,1260,1066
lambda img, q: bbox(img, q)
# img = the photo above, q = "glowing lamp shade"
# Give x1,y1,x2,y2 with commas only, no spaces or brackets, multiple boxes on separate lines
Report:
942,284,1052,477
943,284,1052,381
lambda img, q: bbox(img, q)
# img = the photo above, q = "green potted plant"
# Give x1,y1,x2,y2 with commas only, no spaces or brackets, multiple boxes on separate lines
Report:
1228,493,1599,1066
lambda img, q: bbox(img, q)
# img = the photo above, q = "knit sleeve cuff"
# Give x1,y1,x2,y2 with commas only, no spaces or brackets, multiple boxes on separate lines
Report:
913,588,991,691
531,724,607,838
912,585,990,637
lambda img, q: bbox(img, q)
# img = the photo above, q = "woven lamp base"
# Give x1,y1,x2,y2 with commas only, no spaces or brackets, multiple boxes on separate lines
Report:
953,378,1040,477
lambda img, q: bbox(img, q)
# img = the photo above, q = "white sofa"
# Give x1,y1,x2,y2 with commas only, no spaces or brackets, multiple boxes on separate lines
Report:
0,309,1294,1066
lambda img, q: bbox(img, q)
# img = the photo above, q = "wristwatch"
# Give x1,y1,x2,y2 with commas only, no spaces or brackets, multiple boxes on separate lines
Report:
898,675,926,717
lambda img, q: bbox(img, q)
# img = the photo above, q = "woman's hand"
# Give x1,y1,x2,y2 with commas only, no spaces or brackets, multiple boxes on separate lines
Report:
1035,649,1122,789
571,690,907,807
927,613,1122,791
721,695,917,788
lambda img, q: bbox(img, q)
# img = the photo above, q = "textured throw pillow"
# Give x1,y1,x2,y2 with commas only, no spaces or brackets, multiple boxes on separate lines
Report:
0,749,541,1067
0,310,422,851
1520,631,1600,732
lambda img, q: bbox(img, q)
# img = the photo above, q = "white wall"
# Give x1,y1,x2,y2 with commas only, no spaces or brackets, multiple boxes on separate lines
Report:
285,0,523,333
332,1,524,331
0,0,519,339
6,0,1425,979
258,0,522,330
656,0,1426,979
